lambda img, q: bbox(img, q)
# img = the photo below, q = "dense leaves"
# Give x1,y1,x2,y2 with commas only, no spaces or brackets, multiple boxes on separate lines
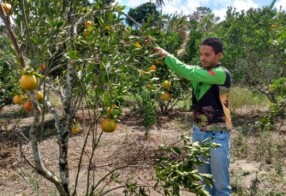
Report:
1,0,286,195
126,2,160,27
155,135,220,196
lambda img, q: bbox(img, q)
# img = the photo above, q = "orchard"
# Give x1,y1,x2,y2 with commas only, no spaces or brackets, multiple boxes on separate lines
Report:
0,0,286,196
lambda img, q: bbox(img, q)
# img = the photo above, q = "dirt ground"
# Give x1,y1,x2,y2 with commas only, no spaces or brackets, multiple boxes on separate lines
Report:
0,105,285,196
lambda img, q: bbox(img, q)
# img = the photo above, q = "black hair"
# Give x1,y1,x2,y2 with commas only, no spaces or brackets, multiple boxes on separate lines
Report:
201,38,223,54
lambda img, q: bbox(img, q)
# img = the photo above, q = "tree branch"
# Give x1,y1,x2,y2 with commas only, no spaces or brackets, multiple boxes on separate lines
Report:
19,0,34,57
0,1,26,68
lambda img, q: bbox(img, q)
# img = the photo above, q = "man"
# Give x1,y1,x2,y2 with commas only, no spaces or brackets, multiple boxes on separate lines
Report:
154,37,233,196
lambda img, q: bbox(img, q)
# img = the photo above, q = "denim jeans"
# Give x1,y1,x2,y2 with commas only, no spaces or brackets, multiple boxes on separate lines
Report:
192,124,231,196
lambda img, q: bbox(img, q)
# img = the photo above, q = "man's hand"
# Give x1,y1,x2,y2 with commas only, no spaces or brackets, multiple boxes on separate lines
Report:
154,47,169,57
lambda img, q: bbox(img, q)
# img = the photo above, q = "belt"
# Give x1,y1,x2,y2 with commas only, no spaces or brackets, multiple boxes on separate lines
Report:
194,122,230,132
201,129,225,134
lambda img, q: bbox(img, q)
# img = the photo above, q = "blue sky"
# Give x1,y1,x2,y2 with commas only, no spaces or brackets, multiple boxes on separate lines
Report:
116,0,286,20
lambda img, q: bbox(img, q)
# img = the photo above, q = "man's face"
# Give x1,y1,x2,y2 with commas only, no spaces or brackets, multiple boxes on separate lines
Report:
199,45,222,69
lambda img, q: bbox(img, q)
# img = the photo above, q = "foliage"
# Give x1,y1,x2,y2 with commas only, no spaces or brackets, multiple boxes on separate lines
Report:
123,182,149,196
0,60,18,107
2,0,286,194
154,135,220,196
269,77,286,98
255,77,286,131
230,86,270,110
135,88,157,131
0,0,145,195
216,6,286,103
180,30,203,64
125,2,160,27
179,7,218,64
156,31,182,53
0,33,19,107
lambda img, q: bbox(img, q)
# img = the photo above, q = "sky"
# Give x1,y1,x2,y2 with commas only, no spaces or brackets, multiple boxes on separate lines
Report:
116,0,286,21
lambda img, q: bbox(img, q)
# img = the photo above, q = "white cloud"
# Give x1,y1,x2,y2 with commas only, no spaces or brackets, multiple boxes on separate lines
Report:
232,0,259,11
116,0,150,8
116,0,285,21
161,0,199,15
213,8,228,21
211,0,259,21
276,0,286,10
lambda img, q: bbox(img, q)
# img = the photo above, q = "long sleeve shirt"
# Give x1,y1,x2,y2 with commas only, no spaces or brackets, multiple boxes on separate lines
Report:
164,54,233,131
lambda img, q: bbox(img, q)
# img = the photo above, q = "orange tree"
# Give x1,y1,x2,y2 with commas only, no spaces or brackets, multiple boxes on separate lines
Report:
216,6,286,103
0,32,19,107
0,0,218,195
0,0,153,195
124,10,194,116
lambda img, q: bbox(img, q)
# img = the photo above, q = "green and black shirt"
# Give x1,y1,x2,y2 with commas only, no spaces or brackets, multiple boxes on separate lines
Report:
164,54,233,131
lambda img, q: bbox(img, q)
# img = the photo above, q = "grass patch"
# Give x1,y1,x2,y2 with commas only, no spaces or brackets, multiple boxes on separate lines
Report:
230,86,270,110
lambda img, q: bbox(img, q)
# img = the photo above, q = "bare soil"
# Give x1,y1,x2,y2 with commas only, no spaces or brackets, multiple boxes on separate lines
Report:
0,105,285,196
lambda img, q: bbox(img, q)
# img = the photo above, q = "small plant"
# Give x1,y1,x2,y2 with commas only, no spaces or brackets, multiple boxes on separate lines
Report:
154,135,220,196
135,88,157,138
255,77,286,131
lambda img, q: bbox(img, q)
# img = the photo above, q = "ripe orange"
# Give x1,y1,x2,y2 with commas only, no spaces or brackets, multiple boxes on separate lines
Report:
162,80,171,89
35,91,44,102
39,64,46,71
133,42,142,48
1,3,11,15
23,100,33,112
84,20,93,28
13,94,24,105
147,65,157,72
19,74,38,91
101,118,117,133
160,92,171,101
71,126,80,134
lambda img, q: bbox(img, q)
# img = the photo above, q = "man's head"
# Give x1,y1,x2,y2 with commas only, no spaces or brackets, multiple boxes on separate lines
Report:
200,38,223,69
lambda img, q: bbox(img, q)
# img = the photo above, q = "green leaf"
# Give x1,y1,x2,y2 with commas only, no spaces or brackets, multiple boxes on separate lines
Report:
68,50,79,60
171,147,181,155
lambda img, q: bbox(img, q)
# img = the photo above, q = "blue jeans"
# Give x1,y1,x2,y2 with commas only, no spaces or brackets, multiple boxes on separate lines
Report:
192,124,231,196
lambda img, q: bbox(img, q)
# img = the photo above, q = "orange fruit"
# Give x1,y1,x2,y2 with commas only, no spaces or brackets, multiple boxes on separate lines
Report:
39,64,46,71
147,65,157,72
19,74,38,91
13,94,24,104
35,91,44,102
146,83,153,89
104,25,111,31
134,42,142,48
23,100,33,112
71,126,80,134
84,20,93,28
162,80,171,89
101,118,117,133
160,92,171,101
1,3,11,15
